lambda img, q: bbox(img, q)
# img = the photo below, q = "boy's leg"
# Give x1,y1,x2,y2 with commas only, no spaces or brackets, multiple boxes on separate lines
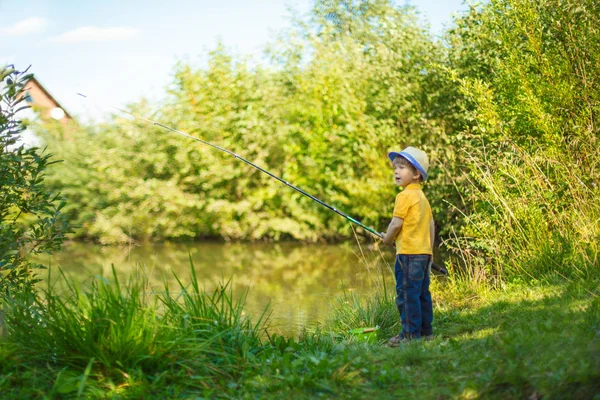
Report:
394,255,407,335
395,254,428,339
420,256,434,337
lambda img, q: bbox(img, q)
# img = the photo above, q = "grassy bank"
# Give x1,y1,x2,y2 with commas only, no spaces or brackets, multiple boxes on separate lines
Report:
1,266,598,399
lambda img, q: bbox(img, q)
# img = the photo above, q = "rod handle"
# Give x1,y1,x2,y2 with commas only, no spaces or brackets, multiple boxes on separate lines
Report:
431,263,448,275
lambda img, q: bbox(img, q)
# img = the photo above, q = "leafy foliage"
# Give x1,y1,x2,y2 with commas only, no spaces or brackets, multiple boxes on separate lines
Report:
0,66,70,294
34,0,599,283
37,1,458,244
443,0,600,283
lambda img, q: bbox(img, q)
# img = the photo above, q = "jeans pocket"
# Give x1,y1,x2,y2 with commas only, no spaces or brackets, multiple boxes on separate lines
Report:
408,258,426,281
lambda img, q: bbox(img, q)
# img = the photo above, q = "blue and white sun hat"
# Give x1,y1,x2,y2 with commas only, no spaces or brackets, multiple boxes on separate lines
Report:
387,147,430,181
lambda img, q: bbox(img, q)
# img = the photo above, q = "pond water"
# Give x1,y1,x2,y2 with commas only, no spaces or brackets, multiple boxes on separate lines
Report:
33,241,402,336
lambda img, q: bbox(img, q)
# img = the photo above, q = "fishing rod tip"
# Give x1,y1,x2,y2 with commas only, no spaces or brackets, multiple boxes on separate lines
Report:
76,93,87,98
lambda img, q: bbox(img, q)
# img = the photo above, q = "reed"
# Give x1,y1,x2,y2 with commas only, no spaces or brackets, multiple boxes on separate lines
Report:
444,139,599,287
3,261,269,389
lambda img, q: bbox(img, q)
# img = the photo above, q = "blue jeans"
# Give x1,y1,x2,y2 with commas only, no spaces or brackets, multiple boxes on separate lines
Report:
394,254,433,339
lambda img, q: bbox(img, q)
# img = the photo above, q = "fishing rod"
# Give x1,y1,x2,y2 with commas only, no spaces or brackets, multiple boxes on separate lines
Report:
77,93,447,275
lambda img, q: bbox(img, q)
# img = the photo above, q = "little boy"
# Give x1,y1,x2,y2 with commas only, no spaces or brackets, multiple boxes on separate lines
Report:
381,146,434,346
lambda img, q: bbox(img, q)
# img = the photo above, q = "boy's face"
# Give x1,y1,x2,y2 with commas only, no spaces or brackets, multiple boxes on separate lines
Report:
392,157,421,187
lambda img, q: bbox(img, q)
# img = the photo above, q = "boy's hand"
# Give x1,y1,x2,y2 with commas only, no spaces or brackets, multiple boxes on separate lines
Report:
380,233,393,246
381,232,396,247
381,232,391,246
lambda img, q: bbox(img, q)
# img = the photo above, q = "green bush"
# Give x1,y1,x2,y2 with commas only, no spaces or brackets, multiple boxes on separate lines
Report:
32,0,599,286
36,1,458,244
0,66,70,295
444,0,600,284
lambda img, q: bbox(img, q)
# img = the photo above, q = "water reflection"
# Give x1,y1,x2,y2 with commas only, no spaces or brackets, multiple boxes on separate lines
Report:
33,241,397,336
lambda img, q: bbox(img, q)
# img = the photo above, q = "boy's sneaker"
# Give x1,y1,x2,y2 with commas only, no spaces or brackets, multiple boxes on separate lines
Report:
388,334,411,347
422,334,435,341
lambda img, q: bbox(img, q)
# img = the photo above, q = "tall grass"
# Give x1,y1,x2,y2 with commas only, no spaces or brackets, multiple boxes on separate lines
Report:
324,275,399,341
1,261,365,397
444,138,600,287
319,229,401,340
6,267,166,370
157,259,268,379
3,261,268,391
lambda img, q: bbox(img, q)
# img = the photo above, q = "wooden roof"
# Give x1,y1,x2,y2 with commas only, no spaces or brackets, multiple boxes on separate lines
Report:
21,76,74,120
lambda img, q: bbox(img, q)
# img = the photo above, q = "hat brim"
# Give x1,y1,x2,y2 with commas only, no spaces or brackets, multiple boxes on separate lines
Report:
387,151,428,181
387,151,402,163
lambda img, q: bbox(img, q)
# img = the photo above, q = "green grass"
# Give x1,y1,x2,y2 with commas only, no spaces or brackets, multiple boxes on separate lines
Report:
1,263,268,398
1,265,598,399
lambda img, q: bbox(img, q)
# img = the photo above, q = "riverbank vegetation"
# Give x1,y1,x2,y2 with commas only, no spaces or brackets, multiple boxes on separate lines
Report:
36,0,598,260
35,0,600,302
1,0,599,398
0,265,598,398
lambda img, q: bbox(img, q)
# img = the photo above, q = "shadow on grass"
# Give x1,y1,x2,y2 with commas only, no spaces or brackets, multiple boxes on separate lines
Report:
365,281,600,399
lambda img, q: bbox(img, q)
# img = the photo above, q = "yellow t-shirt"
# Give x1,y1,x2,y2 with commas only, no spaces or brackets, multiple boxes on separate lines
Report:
393,183,433,255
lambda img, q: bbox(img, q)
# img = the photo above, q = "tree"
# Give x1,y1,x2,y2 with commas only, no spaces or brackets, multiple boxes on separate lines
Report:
0,66,70,320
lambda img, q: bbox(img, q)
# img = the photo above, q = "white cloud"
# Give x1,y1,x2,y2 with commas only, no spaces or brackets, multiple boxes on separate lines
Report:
49,26,141,43
0,17,48,36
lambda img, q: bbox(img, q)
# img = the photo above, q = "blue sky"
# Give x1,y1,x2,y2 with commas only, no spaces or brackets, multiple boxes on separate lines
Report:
1,0,469,120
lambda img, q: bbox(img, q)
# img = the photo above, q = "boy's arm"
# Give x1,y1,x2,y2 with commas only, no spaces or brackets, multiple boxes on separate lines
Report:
430,219,435,255
382,217,403,246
